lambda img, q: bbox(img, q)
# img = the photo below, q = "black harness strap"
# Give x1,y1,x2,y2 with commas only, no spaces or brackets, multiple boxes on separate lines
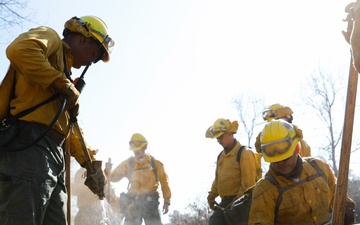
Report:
127,155,158,189
217,145,246,164
265,158,325,216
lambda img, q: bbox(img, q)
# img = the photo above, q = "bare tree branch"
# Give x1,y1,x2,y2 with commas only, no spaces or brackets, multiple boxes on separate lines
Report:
300,64,346,176
0,0,36,42
232,94,266,147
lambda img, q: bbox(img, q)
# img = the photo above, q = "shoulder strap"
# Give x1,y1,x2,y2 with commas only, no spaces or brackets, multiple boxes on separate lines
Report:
236,145,246,162
126,155,158,190
149,155,158,183
304,158,326,181
217,145,245,164
265,160,324,217
126,157,135,190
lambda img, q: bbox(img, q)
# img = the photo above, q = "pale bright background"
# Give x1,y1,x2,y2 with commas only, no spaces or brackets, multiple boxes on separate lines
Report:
0,0,358,223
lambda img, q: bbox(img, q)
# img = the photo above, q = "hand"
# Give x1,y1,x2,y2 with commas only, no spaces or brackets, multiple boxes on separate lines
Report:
207,194,218,210
163,203,170,215
104,160,113,176
69,103,80,122
208,201,218,210
84,161,107,199
52,77,80,110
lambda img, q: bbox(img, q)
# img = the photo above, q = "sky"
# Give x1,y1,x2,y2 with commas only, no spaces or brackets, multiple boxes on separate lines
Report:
0,0,358,222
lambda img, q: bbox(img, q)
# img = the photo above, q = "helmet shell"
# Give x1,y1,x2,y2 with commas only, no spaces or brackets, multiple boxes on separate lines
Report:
64,16,115,62
129,133,148,151
263,103,293,122
260,120,299,162
205,118,238,139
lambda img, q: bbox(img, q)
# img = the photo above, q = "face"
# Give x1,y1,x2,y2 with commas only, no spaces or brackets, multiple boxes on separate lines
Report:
216,132,234,148
133,148,146,160
271,151,298,175
71,36,103,68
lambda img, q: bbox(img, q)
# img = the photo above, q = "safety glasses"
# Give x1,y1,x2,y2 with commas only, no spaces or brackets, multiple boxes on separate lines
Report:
261,136,296,156
262,109,277,121
129,140,147,148
93,34,115,63
209,125,227,137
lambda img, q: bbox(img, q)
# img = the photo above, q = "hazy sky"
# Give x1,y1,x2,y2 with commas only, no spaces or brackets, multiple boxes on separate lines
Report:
0,0,357,222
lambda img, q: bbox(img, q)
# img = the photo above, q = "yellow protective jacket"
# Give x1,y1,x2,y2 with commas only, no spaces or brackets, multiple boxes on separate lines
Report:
299,139,311,157
208,141,257,202
3,26,95,165
109,154,172,205
248,157,336,225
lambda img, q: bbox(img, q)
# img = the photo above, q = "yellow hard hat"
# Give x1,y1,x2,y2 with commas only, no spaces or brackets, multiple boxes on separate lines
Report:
260,120,299,163
262,103,293,122
205,118,238,139
64,16,115,63
129,133,148,151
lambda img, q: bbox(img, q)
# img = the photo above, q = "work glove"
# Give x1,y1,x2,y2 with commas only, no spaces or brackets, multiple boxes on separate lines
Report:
208,201,218,210
207,194,218,210
84,160,107,199
52,76,80,110
69,103,80,122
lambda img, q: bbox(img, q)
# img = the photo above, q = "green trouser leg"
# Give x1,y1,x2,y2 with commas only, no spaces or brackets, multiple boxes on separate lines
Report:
209,197,233,225
0,123,67,225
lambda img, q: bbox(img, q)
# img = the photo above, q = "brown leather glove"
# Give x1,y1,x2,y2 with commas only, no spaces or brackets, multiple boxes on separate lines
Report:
52,76,80,110
84,160,107,199
207,194,218,210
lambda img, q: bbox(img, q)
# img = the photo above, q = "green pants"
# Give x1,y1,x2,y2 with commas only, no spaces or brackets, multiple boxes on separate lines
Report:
209,197,234,225
124,192,162,225
0,122,67,225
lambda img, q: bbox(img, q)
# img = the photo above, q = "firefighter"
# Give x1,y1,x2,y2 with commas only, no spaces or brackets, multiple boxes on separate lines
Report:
248,119,355,225
105,133,171,225
72,166,120,225
0,16,114,225
255,103,311,157
206,118,257,225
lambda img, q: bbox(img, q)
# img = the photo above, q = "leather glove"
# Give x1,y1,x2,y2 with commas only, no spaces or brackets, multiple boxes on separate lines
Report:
207,194,218,210
84,160,107,199
208,201,218,210
52,76,80,110
69,103,80,122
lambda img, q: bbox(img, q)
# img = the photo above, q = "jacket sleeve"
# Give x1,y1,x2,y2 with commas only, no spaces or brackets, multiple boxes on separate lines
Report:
299,139,311,157
6,27,64,89
155,160,172,205
316,159,336,209
248,179,277,225
237,148,257,198
109,159,129,183
68,125,96,167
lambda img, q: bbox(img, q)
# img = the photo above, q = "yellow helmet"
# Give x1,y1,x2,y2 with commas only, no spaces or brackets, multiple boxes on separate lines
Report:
129,133,148,151
260,120,299,163
262,103,293,122
205,118,238,139
64,16,115,63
